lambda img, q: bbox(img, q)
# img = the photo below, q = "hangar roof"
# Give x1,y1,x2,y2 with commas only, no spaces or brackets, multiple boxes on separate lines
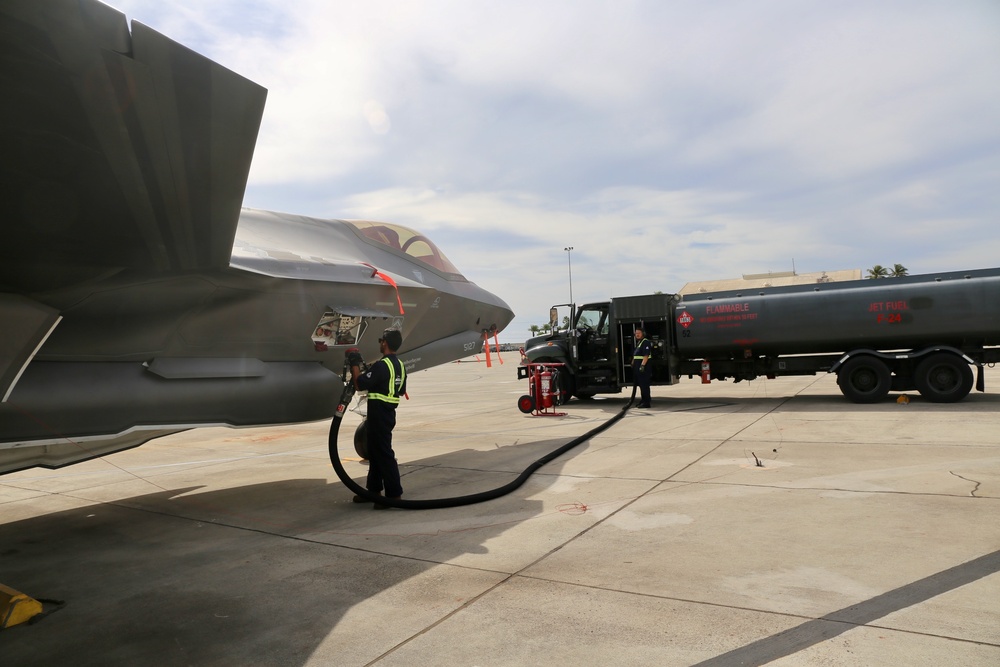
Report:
678,269,862,295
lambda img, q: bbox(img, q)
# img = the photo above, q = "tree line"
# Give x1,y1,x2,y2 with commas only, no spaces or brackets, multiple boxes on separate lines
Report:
866,263,908,279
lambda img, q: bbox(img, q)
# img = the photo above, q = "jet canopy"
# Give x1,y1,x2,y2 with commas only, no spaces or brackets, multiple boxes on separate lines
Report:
346,221,463,277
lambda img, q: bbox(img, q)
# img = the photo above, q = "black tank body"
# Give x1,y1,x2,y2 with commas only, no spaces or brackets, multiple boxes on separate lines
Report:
674,268,1000,358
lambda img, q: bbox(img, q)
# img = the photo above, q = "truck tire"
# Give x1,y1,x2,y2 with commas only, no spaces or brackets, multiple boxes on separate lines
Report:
537,358,574,403
837,356,891,403
914,353,973,403
552,369,577,405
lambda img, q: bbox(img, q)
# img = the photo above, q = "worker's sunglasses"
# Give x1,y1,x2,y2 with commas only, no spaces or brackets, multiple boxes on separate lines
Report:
378,338,385,343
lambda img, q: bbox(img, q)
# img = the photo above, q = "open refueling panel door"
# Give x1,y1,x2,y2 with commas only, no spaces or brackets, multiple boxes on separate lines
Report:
311,307,403,351
611,293,679,388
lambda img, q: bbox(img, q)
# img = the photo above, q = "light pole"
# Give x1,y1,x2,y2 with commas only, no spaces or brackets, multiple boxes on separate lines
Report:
564,246,574,304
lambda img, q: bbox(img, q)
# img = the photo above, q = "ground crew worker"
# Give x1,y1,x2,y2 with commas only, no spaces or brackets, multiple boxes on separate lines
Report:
633,327,652,408
349,328,407,509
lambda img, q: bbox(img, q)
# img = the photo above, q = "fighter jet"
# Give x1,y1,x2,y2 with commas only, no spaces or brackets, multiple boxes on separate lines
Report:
0,0,514,473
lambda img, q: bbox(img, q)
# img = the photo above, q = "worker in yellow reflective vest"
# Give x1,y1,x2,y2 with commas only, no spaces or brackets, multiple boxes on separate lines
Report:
350,328,407,509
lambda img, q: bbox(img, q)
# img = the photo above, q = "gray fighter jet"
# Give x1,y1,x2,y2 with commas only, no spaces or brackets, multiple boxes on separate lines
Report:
0,0,513,473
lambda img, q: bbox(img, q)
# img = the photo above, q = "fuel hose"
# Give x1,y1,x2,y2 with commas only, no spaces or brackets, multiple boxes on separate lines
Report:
328,366,637,510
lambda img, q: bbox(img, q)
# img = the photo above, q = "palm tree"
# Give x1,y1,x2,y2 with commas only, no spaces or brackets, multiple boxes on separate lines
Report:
867,265,889,279
890,263,909,277
528,324,540,336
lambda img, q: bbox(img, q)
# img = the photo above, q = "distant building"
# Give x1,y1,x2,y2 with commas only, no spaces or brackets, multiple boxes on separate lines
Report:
678,269,862,296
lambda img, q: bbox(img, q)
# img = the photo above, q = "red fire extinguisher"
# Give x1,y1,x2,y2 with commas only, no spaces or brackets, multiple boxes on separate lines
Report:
540,368,553,408
701,361,711,384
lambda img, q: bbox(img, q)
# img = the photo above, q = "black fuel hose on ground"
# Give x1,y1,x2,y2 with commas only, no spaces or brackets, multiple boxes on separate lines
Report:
328,381,637,510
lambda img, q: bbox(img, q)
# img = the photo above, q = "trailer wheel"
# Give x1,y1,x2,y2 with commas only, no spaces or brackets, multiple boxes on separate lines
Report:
914,353,973,403
517,394,536,414
837,356,891,403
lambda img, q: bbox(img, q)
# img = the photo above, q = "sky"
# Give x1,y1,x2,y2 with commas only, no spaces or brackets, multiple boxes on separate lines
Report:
108,0,1000,342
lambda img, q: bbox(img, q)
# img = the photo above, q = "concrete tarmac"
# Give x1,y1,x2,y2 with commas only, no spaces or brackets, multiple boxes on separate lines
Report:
2,359,999,666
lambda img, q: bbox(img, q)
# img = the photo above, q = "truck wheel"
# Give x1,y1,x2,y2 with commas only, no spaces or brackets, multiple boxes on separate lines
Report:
551,369,575,405
537,358,574,403
837,357,891,403
914,353,973,403
517,395,536,413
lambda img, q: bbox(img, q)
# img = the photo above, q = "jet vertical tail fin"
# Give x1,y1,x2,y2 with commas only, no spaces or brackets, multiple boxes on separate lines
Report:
0,0,267,294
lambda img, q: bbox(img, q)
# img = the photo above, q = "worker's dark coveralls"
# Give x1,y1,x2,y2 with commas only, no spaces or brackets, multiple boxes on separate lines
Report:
633,336,653,408
357,355,407,497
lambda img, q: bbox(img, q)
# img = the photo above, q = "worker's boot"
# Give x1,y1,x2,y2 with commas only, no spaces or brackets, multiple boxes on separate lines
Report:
373,496,401,510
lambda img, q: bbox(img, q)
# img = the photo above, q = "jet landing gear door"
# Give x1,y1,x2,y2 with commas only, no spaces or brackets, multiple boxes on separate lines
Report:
311,308,402,352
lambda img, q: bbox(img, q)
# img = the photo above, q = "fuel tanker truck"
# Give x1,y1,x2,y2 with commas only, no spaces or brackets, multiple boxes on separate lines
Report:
518,267,1000,405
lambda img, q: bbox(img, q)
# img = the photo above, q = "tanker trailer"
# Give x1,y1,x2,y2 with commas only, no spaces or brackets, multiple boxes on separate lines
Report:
674,267,1000,402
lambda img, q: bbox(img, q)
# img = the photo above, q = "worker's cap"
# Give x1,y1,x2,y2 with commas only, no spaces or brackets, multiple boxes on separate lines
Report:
380,328,403,351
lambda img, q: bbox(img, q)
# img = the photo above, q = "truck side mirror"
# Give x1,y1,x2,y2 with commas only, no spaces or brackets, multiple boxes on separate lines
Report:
549,307,559,330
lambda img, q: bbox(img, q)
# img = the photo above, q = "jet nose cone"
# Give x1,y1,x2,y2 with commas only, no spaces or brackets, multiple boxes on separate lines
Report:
478,292,515,337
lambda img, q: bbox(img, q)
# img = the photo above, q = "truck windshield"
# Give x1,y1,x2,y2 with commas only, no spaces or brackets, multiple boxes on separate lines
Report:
575,307,608,334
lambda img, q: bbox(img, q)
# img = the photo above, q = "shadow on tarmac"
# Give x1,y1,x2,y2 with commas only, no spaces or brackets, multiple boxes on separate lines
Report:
0,442,561,665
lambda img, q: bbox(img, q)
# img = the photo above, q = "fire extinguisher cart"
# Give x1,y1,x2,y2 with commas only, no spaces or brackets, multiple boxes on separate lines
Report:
516,362,567,416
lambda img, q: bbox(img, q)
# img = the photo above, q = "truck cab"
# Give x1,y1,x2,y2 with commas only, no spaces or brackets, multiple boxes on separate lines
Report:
521,294,679,400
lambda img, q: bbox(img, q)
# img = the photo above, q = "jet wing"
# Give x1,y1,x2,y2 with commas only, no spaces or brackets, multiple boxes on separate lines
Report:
0,0,267,295
0,1,515,475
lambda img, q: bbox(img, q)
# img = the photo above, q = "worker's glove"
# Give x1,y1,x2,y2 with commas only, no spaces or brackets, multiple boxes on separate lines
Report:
346,348,364,367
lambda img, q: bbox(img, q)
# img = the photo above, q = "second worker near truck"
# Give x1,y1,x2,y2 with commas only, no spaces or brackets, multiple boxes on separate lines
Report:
633,327,652,408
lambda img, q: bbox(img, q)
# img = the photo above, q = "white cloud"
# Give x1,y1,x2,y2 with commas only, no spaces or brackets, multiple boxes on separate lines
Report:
105,0,1000,339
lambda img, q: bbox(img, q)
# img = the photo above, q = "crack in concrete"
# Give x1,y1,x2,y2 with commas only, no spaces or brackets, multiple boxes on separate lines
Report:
949,471,982,497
